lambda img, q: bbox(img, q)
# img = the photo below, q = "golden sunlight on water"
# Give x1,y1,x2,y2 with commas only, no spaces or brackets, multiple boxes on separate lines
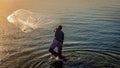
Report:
0,0,118,33
0,0,116,14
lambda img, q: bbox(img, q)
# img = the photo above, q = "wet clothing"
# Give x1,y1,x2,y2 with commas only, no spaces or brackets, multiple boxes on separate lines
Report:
49,29,64,57
49,39,62,57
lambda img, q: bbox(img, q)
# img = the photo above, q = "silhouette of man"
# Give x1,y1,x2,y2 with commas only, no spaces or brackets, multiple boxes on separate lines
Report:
49,25,64,60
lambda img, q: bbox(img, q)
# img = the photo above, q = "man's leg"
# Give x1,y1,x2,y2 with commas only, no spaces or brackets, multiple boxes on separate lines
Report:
57,42,65,59
49,40,59,57
57,42,62,57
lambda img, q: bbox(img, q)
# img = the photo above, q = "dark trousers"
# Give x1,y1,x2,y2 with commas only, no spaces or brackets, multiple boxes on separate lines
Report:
49,39,62,57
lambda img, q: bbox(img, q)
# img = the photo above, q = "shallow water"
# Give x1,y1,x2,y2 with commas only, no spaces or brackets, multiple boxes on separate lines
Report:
0,0,120,68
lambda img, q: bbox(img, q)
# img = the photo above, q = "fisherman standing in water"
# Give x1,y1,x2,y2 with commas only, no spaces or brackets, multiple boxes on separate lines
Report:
49,25,64,60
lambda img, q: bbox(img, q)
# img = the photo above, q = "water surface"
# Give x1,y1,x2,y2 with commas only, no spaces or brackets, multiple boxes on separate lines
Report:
0,0,120,68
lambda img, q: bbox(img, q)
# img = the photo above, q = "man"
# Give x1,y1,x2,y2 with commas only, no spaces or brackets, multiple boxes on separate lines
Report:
49,25,64,60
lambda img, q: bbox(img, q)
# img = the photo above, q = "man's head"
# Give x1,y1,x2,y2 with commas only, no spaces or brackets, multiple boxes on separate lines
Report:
58,25,62,30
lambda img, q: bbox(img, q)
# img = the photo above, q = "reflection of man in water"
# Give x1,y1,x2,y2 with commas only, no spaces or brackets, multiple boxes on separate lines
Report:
49,25,64,60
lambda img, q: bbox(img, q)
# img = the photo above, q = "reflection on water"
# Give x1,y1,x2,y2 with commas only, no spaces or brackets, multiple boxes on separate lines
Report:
0,0,120,68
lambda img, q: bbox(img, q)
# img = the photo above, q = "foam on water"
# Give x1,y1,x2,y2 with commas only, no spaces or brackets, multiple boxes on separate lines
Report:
7,9,59,33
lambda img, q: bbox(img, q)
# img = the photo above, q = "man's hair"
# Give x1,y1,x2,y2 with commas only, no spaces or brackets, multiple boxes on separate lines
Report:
58,25,62,30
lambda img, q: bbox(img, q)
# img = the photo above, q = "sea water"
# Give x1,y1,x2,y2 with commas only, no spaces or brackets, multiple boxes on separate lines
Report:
0,0,120,68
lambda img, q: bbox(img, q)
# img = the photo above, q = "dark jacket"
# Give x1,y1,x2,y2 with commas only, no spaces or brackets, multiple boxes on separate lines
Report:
55,29,64,43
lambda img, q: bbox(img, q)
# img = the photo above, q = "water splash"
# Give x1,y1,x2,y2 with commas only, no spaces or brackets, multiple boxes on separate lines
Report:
7,9,59,33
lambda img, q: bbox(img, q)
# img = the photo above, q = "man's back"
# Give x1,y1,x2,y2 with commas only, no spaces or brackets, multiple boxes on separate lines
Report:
55,29,64,42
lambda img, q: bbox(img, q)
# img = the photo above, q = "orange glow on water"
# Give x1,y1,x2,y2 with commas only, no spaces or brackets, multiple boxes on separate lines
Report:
0,0,119,33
